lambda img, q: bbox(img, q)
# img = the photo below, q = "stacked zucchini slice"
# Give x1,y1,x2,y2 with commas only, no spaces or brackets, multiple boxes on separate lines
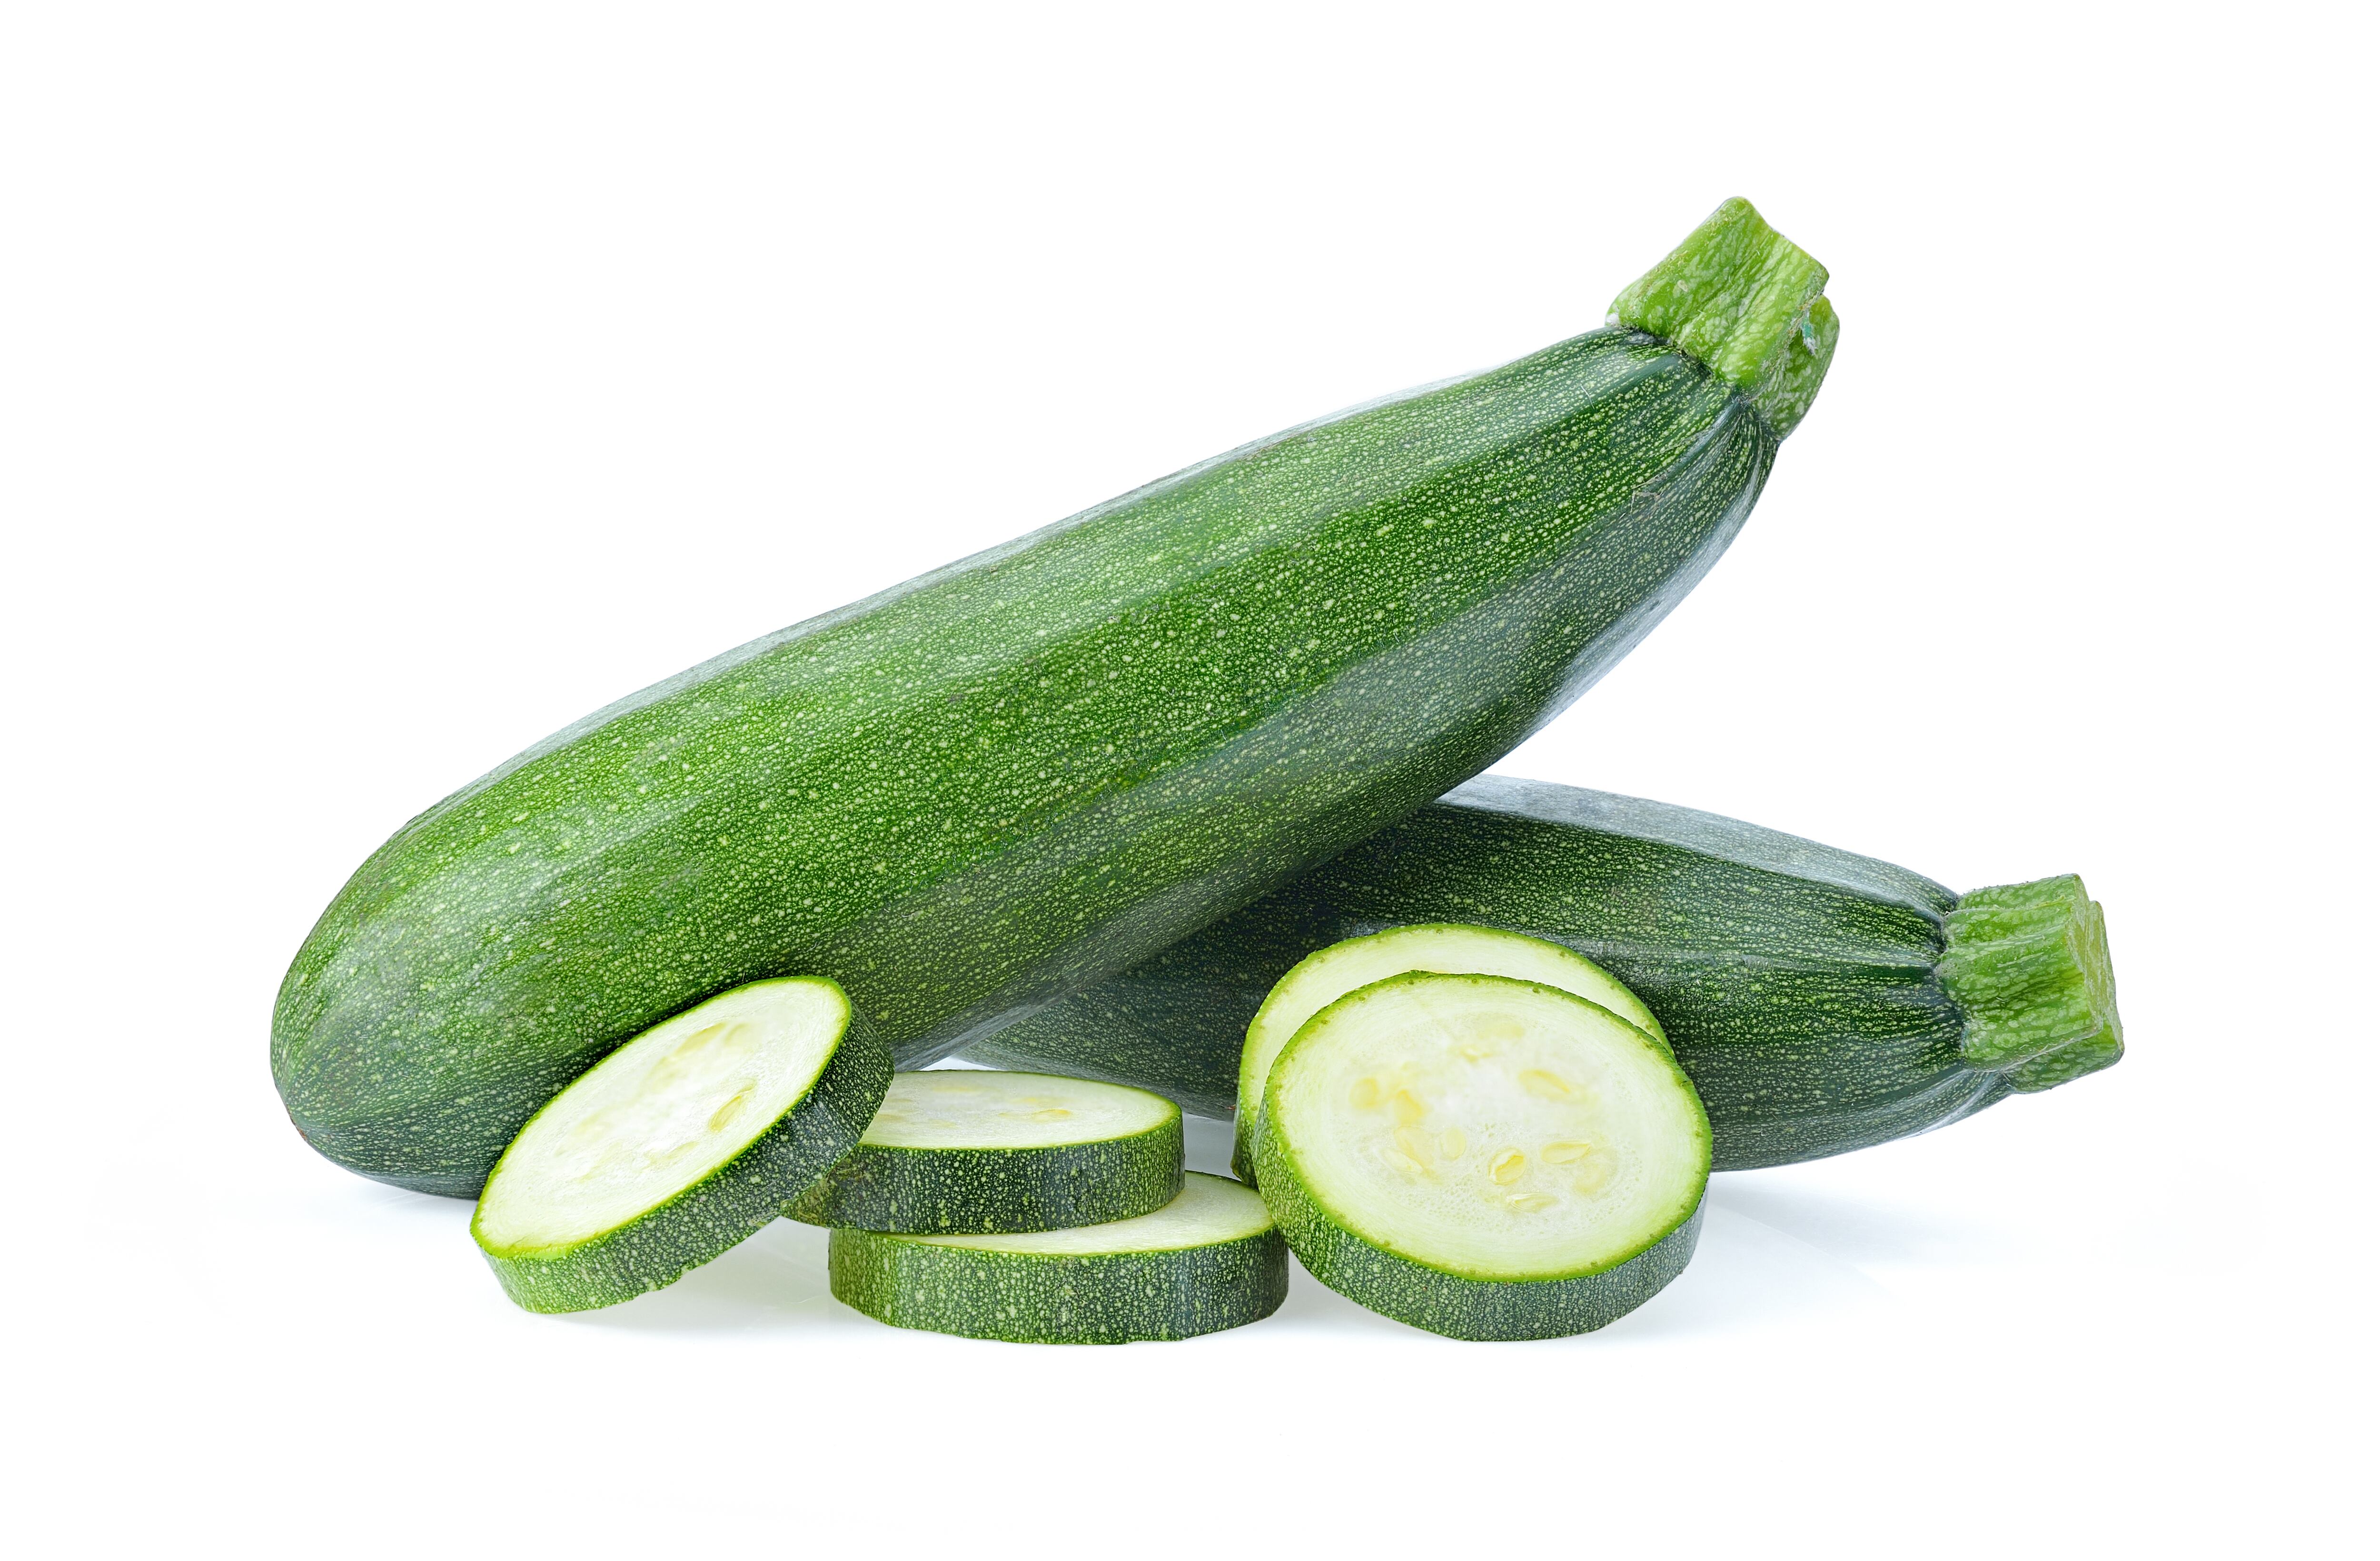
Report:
795,1070,1289,1343
787,1070,1184,1234
473,994,1287,1340
829,1173,1284,1345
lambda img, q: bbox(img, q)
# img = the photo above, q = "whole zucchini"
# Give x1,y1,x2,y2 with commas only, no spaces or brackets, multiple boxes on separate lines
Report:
961,776,2122,1171
273,199,1838,1197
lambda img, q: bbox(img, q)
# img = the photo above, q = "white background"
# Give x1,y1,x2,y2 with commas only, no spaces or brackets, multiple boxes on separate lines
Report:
5,3,2371,1555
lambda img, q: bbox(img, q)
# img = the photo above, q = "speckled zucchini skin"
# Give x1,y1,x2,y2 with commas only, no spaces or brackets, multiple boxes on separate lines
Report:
828,1175,1287,1343
785,1107,1183,1233
964,777,2013,1171
1257,1121,1702,1341
474,1011,890,1314
275,325,1785,1197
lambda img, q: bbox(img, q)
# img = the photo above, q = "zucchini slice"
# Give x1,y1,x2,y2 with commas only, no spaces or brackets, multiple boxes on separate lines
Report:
1256,973,1707,1341
786,1070,1183,1233
472,977,889,1313
1232,922,1660,1180
829,1173,1285,1344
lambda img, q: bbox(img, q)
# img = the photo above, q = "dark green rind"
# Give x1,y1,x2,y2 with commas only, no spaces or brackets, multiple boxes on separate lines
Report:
965,777,2122,1170
474,1011,891,1315
1257,1107,1704,1341
278,277,1800,1195
827,1180,1287,1344
784,1100,1184,1234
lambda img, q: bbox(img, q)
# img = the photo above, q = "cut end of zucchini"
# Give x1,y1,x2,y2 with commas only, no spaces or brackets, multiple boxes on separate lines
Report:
1609,196,1837,438
1233,922,1662,1182
1259,973,1708,1339
472,977,890,1312
1939,876,2123,1086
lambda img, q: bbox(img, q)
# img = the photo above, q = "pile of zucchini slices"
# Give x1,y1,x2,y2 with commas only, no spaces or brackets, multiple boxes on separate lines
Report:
472,923,1707,1343
471,978,1284,1342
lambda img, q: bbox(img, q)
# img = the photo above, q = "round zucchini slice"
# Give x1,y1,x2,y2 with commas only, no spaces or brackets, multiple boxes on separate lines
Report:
829,1173,1285,1344
1234,922,1663,1179
1256,972,1707,1341
786,1070,1183,1233
472,976,890,1313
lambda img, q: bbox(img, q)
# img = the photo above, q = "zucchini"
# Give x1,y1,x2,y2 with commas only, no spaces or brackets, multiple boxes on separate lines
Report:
1232,922,1661,1180
829,1172,1285,1343
273,197,1837,1197
785,1070,1182,1233
962,776,2123,1170
1254,973,1707,1341
471,976,889,1313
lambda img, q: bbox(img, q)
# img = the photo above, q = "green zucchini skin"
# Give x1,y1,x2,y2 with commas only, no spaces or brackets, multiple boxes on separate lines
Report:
476,1001,891,1315
965,777,2120,1171
276,324,1792,1197
784,1078,1183,1234
828,1173,1286,1343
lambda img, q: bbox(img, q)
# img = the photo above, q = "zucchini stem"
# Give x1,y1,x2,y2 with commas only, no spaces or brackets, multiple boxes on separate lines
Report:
1938,875,2124,1089
1609,197,1839,437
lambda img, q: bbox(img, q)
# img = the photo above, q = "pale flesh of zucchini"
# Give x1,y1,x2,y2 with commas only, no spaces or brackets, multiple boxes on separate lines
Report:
476,979,852,1252
1237,923,1663,1176
866,1070,1174,1150
1270,974,1705,1283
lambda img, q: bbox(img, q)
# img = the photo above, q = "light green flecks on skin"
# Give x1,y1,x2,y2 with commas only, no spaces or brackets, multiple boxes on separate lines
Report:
1609,198,1837,437
1938,875,2123,1083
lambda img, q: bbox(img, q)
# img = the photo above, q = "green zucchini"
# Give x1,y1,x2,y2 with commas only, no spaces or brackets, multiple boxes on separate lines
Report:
273,197,1837,1197
829,1172,1285,1343
471,976,889,1313
1232,922,1661,1180
1254,973,1707,1341
785,1070,1182,1233
962,776,2123,1170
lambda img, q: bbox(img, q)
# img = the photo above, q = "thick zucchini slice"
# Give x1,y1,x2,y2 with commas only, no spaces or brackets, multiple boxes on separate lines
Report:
1256,973,1707,1341
1231,922,1660,1181
275,198,1838,1198
472,977,889,1313
829,1172,1285,1344
966,776,2122,1169
786,1070,1182,1233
